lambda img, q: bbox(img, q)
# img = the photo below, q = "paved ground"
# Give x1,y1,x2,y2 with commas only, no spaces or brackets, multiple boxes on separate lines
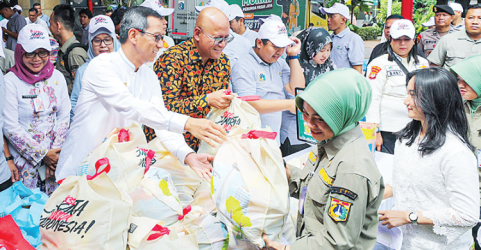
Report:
364,39,381,59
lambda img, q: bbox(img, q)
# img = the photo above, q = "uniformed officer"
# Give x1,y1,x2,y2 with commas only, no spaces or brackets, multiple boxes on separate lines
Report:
262,68,385,250
418,5,457,57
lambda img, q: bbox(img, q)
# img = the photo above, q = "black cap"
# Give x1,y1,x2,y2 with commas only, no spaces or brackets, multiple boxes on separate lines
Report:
433,5,454,15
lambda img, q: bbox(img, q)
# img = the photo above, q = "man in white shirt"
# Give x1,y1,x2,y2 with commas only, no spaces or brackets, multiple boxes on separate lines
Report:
33,3,49,27
228,4,257,46
26,8,48,30
57,7,226,181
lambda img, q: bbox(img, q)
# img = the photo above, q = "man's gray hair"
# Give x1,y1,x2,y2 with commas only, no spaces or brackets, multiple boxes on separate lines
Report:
119,6,162,44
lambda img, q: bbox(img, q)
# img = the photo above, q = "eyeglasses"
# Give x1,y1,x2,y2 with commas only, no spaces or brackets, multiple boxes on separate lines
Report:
134,28,163,43
92,37,113,46
25,50,49,59
199,27,233,45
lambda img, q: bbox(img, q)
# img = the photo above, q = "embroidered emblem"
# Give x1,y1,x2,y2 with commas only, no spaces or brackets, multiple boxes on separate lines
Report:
319,167,333,186
328,197,352,222
368,66,381,80
308,151,317,164
258,72,266,82
330,186,358,200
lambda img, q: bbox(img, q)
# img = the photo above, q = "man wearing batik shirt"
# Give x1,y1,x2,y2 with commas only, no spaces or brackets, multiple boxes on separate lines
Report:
149,7,233,151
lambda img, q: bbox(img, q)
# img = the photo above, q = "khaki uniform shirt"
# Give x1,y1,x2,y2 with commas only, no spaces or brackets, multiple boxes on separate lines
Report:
419,26,457,57
56,36,88,96
428,30,481,69
289,126,384,250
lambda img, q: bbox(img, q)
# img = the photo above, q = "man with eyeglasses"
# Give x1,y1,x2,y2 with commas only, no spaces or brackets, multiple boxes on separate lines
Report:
57,7,227,182
149,7,233,151
231,16,304,147
50,4,88,96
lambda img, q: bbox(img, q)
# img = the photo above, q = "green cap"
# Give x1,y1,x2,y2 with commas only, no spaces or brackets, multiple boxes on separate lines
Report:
450,55,481,97
295,68,372,137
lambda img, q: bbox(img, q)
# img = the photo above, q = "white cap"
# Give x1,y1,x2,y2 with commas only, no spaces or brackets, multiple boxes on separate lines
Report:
258,14,283,25
13,5,22,12
449,2,463,12
140,0,174,16
390,19,415,39
257,18,294,48
228,4,243,21
89,15,115,35
195,0,230,19
18,24,51,52
421,17,435,28
320,3,350,20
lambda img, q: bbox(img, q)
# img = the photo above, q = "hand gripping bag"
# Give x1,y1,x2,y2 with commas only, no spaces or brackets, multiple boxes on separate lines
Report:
77,122,150,193
39,158,132,249
211,127,291,249
198,93,262,155
148,137,216,213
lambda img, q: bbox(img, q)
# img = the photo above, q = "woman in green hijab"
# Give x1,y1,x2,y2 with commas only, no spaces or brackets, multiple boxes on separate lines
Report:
262,68,385,250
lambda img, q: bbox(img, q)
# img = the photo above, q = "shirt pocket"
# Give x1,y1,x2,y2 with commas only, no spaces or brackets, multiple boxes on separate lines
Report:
305,172,331,221
446,50,467,64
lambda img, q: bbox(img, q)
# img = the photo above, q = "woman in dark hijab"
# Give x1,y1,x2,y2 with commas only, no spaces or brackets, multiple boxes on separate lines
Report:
296,27,336,84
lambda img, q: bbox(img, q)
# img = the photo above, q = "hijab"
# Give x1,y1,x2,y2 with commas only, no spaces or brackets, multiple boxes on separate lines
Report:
9,44,55,85
87,27,121,61
295,68,372,141
450,55,481,115
297,27,336,84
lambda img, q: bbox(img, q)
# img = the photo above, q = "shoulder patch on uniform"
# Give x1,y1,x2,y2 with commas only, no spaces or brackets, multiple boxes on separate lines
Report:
330,186,358,200
319,167,334,186
308,151,317,164
368,66,381,79
328,197,352,222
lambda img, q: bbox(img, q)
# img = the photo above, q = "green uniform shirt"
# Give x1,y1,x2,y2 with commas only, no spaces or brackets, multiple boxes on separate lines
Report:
289,125,384,250
428,30,481,70
56,36,88,96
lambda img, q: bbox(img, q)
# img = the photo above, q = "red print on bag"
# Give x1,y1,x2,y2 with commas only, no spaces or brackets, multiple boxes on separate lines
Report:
64,195,77,206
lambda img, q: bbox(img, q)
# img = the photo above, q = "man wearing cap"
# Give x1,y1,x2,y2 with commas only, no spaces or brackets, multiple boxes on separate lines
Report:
320,3,364,74
428,4,481,69
229,4,257,46
50,4,88,96
367,14,404,65
450,2,465,30
418,5,457,57
57,7,226,182
231,16,304,145
0,2,27,51
26,8,49,30
12,5,22,15
150,7,233,151
421,17,436,30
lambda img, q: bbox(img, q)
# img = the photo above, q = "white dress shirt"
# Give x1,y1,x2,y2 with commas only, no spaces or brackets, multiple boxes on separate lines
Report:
57,48,193,180
25,17,48,30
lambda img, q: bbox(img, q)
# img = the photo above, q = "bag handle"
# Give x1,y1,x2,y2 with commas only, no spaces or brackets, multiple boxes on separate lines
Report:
118,128,130,142
144,149,155,174
241,130,277,140
177,205,192,221
223,89,261,101
147,224,171,241
86,158,111,180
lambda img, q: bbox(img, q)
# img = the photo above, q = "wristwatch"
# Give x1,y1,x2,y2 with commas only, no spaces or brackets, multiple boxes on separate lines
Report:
5,156,13,162
409,212,418,225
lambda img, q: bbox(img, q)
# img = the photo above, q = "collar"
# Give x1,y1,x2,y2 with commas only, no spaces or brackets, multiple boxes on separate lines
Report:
432,26,456,35
118,48,136,72
332,27,350,38
188,38,217,66
60,36,79,53
249,48,270,66
458,30,481,43
10,12,19,20
320,124,364,161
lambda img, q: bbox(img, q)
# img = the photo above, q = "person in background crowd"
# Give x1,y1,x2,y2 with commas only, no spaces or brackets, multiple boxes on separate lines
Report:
450,55,481,250
418,5,457,56
105,7,113,17
450,2,465,29
111,7,128,38
368,14,404,65
379,67,479,249
366,20,429,154
320,3,364,74
0,2,27,50
26,8,49,30
79,8,92,47
195,0,251,68
70,15,120,122
228,4,257,46
12,5,22,15
33,3,50,27
50,4,88,96
232,16,304,148
0,30,14,74
421,16,436,30
363,11,369,25
3,24,70,195
149,7,233,151
263,68,384,250
428,4,481,69
56,7,227,182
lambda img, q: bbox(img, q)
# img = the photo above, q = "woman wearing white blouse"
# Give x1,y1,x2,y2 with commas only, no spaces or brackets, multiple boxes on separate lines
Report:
379,67,479,249
2,24,70,195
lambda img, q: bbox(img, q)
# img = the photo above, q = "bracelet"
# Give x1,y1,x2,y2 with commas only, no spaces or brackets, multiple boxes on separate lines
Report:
287,55,299,60
5,156,13,161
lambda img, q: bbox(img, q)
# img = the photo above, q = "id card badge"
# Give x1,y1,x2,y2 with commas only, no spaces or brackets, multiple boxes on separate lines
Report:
33,98,44,112
299,186,308,215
